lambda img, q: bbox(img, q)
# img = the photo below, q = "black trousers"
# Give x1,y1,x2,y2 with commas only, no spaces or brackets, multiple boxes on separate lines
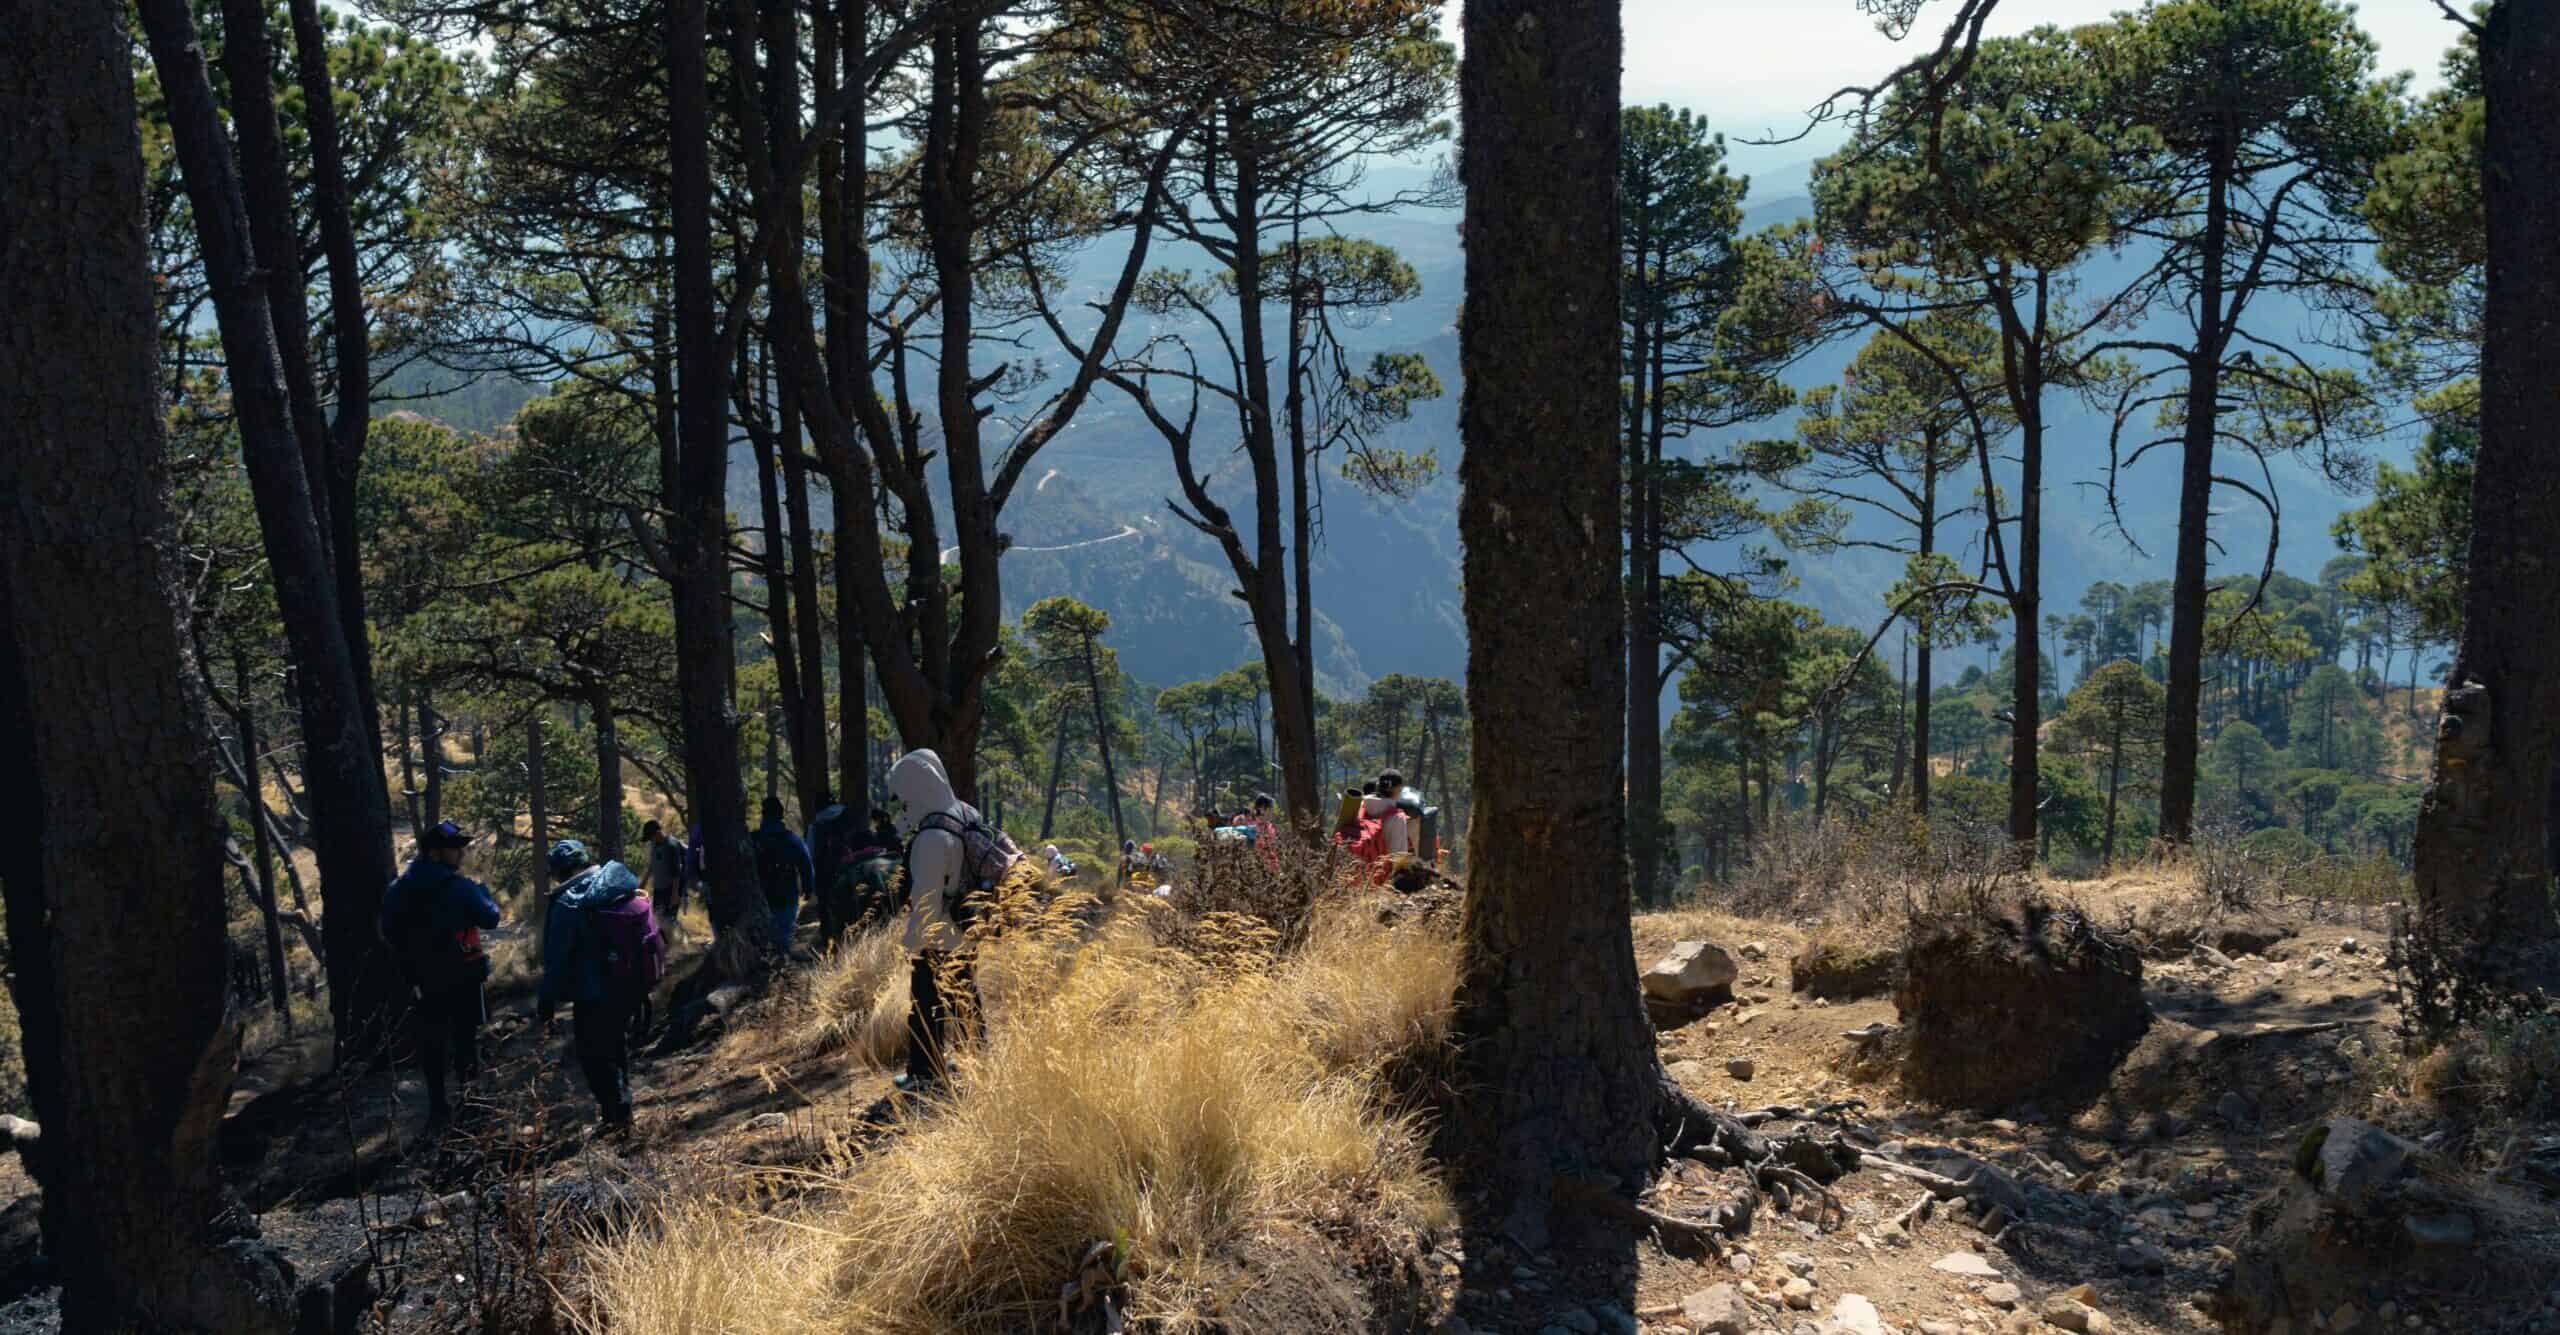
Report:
573,993,638,1127
904,952,981,1085
414,984,485,1117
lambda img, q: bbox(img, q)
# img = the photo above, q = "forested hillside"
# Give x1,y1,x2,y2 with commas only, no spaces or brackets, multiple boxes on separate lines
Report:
2,0,2554,1331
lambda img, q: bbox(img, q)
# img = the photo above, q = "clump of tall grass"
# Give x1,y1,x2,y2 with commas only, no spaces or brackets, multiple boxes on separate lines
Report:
582,887,1458,1334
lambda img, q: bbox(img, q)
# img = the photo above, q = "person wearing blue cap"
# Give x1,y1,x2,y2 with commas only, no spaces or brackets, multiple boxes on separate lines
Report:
538,839,662,1138
380,820,503,1135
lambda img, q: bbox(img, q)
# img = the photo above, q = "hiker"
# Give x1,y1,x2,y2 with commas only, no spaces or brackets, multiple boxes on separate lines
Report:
817,799,901,953
840,808,904,944
537,840,663,1138
639,819,689,924
380,820,502,1135
1116,838,1141,887
1043,843,1076,877
889,748,1021,1093
751,795,815,954
1363,770,1417,856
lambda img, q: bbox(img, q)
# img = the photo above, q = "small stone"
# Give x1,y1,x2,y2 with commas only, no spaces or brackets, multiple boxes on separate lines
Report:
1781,1253,1817,1278
2059,1286,2098,1308
1730,1250,1756,1275
1923,1323,1962,1335
1827,1296,1885,1335
2043,1302,2111,1335
2315,1118,2418,1207
1514,1265,1540,1281
2003,1314,2041,1335
1559,1309,1603,1335
1785,1278,1818,1310
1594,1306,1641,1335
1729,1058,1758,1081
2185,1203,2218,1221
2117,1241,2169,1274
1934,1252,2003,1279
1685,1284,1750,1335
744,1112,788,1131
2331,1305,2363,1334
2340,937,2361,954
1669,1060,1712,1084
1742,942,1768,961
2216,1092,2253,1127
1983,1285,2023,1310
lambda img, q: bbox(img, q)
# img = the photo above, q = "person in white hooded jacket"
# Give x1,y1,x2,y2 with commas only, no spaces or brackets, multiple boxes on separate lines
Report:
888,748,986,1091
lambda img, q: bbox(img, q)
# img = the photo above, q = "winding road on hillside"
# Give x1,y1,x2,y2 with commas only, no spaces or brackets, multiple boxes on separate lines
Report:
940,524,1141,564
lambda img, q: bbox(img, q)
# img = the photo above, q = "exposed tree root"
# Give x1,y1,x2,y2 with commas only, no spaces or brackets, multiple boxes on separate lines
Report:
1553,1174,1729,1261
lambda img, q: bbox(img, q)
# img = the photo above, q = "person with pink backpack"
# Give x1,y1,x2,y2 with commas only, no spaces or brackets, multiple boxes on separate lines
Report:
538,839,664,1138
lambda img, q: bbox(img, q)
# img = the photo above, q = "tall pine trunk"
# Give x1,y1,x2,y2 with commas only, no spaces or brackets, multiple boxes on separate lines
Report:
233,656,294,1024
2411,0,2560,949
1912,463,1939,811
138,0,400,1066
2159,128,2233,845
1084,629,1128,848
285,0,378,731
668,0,757,947
0,3,292,1316
1448,0,1658,1248
593,688,622,863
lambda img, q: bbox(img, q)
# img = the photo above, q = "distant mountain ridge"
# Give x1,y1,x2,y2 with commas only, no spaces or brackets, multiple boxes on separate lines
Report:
397,153,2409,702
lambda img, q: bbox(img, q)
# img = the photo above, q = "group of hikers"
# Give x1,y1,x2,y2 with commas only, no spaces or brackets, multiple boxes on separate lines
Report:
376,745,1021,1140
377,751,1435,1140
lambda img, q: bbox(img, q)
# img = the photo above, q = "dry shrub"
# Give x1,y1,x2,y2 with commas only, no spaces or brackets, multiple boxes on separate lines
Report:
1162,829,1370,950
584,901,1458,1335
792,925,911,1067
1718,808,2014,926
574,1197,844,1331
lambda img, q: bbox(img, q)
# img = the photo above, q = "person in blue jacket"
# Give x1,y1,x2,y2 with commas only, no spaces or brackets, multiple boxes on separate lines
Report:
750,795,815,953
380,820,503,1134
538,840,662,1137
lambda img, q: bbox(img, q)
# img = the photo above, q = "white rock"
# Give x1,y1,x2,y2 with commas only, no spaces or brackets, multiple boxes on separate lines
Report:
1932,1253,2002,1279
1785,1278,1818,1310
1646,941,1741,1003
1781,1253,1817,1278
1826,1294,1885,1335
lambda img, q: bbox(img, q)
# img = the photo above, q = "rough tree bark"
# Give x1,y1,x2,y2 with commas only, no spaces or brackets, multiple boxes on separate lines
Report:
137,0,403,1065
2157,122,2233,846
2411,0,2560,950
667,0,758,948
0,5,293,1323
285,0,381,730
1448,0,1660,1248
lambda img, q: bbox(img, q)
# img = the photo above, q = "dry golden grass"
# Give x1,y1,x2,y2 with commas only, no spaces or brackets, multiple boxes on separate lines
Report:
580,898,1458,1334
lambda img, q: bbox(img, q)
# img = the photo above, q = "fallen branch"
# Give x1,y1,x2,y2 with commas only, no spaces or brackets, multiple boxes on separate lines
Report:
1862,1157,1969,1199
1892,1191,1936,1234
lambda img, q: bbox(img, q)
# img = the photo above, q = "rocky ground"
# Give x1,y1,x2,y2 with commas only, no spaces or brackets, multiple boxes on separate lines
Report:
1424,881,2549,1335
0,873,2546,1335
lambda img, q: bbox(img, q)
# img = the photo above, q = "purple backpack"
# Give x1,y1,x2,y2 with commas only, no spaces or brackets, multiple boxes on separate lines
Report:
590,894,664,993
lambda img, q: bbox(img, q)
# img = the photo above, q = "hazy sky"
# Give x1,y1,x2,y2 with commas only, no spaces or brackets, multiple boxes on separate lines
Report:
1471,0,2474,182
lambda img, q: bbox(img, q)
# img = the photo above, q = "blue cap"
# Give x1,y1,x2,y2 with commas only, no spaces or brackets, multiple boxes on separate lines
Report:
421,820,470,850
546,839,590,874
